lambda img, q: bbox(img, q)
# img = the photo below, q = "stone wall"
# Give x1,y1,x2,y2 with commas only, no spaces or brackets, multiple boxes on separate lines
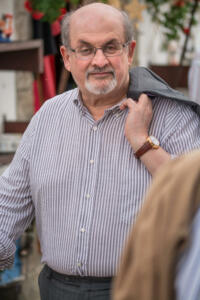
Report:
0,0,16,123
14,0,34,120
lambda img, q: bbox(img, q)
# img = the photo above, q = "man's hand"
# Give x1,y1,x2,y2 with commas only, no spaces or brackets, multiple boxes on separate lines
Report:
121,93,171,176
120,94,153,151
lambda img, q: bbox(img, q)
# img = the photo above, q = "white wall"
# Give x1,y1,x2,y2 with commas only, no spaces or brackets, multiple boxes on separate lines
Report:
0,72,16,120
138,10,200,67
0,0,16,123
137,10,168,66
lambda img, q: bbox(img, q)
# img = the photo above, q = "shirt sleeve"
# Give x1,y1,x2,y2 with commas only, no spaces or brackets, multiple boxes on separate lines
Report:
0,113,39,270
161,101,200,156
175,208,200,300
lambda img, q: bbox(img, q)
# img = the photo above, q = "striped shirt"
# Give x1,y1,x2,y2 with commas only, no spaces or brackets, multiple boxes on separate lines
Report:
0,88,200,276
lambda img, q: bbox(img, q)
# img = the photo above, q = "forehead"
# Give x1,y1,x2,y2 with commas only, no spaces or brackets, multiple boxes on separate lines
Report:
70,8,125,46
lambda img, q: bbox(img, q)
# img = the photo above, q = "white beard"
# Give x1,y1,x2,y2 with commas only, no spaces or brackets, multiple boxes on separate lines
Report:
85,76,117,95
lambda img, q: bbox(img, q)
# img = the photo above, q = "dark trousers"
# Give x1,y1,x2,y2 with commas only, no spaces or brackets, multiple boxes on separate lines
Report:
38,265,112,300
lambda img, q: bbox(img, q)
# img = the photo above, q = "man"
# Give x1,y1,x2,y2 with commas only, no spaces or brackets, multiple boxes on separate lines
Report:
0,3,200,300
112,150,200,300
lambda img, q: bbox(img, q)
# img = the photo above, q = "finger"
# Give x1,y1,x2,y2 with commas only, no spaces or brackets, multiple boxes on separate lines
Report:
120,98,136,110
138,94,152,111
138,94,152,105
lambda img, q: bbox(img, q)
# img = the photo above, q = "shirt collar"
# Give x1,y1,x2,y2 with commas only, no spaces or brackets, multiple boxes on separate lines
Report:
73,89,127,114
73,91,87,114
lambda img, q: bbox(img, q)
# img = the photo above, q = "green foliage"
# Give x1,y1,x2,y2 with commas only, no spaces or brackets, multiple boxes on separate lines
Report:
145,0,200,46
69,0,81,5
30,0,66,23
29,0,108,23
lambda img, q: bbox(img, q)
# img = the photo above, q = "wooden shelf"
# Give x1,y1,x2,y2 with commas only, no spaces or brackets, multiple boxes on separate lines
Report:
3,120,29,134
149,65,189,88
0,153,15,166
0,39,44,73
0,40,43,162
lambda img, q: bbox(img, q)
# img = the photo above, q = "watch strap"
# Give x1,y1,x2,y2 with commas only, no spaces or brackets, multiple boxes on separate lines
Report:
134,140,153,159
134,136,159,159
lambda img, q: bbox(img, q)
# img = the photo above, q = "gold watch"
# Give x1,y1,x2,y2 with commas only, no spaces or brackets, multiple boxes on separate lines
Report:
134,136,159,159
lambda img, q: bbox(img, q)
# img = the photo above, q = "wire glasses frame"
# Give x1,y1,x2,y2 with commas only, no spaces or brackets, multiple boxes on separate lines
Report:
69,42,130,60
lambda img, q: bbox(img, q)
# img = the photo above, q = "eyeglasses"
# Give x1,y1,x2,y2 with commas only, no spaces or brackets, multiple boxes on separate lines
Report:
69,42,130,60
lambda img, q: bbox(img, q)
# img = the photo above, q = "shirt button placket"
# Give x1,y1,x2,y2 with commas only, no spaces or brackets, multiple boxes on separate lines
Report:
77,123,99,275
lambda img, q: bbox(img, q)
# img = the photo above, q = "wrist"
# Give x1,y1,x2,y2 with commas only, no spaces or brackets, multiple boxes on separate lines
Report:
129,135,148,152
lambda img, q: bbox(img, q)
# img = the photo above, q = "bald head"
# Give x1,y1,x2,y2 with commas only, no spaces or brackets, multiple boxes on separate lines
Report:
61,2,134,49
71,3,122,21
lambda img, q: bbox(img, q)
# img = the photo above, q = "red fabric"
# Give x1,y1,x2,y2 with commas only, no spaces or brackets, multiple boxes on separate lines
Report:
33,55,56,112
42,55,56,100
51,20,61,36
33,79,41,113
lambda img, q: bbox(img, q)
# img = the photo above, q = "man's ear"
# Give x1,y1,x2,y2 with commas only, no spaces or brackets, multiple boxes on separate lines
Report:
128,40,136,65
60,45,71,72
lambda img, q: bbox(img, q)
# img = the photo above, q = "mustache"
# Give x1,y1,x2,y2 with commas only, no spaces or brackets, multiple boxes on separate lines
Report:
86,67,115,77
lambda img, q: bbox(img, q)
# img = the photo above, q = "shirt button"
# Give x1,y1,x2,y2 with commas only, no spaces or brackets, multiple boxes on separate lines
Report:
77,262,82,267
90,159,94,164
93,126,98,131
80,228,86,233
86,194,90,199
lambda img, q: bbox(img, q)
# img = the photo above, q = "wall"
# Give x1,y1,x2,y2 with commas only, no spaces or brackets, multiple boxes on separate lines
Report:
0,0,16,122
0,0,33,126
138,9,200,67
14,0,33,120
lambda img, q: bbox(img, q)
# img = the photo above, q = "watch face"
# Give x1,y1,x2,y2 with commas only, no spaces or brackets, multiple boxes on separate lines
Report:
149,136,159,147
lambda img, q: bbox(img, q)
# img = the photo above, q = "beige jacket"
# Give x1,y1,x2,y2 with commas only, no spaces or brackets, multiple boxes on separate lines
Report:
113,150,200,300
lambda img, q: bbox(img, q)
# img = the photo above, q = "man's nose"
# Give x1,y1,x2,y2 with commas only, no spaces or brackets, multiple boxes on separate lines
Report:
91,48,109,67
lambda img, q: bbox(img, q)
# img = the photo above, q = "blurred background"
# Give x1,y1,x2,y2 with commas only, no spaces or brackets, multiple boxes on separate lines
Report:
0,0,200,299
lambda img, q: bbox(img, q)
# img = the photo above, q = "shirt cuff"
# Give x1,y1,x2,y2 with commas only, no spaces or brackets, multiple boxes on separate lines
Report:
0,231,16,269
0,254,14,270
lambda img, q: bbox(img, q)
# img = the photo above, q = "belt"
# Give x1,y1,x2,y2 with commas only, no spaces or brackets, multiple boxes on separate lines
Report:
44,265,113,283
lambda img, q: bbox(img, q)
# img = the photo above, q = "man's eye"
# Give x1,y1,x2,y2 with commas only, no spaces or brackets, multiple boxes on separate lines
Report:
105,45,118,53
79,48,93,55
